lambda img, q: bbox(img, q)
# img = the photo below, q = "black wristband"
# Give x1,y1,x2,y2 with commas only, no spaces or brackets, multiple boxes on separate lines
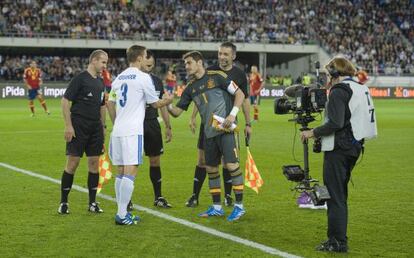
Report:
246,123,251,127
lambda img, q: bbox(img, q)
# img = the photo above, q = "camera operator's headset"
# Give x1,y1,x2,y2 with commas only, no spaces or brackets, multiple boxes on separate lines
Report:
326,64,341,79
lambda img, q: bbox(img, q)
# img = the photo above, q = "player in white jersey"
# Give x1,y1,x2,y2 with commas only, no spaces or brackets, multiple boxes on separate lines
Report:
106,45,173,226
300,57,377,253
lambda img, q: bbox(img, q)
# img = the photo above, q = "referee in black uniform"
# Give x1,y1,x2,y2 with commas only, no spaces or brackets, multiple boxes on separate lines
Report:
186,42,251,207
58,50,108,214
128,51,173,209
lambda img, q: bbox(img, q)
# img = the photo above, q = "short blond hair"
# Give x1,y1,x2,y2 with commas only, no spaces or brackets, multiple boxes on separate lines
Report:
89,49,107,63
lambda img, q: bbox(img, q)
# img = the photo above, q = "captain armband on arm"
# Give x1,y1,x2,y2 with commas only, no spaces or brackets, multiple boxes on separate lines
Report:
227,81,239,95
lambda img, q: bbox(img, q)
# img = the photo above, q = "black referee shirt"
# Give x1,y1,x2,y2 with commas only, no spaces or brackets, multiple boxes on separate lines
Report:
207,64,248,98
145,74,164,120
64,71,105,121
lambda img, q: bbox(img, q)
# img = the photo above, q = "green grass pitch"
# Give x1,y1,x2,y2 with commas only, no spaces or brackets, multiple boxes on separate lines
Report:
0,98,413,257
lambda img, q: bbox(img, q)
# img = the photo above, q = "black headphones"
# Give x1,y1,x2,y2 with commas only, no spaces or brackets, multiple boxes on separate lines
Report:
327,64,341,78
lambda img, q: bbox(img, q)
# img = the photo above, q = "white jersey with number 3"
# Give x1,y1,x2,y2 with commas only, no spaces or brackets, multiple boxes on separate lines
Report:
109,67,159,136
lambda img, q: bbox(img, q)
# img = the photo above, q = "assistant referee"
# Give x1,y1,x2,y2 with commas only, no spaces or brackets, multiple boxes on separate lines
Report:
58,49,108,215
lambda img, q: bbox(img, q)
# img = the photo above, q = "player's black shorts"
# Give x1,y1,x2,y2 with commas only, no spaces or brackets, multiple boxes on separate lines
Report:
66,115,104,157
197,123,205,150
144,118,164,157
204,133,239,166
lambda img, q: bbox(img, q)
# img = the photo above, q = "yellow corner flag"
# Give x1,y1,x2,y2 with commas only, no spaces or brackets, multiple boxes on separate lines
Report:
244,137,263,193
97,147,112,194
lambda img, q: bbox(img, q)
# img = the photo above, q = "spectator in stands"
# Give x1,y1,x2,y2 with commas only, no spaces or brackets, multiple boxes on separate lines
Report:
0,0,412,75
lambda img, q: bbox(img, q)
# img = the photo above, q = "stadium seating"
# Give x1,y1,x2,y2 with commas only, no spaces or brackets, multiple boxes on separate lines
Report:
0,0,413,78
310,0,414,75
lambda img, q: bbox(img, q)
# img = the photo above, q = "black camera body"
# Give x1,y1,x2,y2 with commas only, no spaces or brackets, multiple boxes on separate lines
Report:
274,86,327,115
282,165,305,182
309,185,331,206
283,165,331,206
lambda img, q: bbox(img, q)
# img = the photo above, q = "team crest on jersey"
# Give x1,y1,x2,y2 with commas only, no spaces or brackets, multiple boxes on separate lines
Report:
207,79,215,88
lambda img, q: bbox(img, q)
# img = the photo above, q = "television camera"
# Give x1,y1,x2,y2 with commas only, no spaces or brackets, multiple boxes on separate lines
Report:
274,62,331,206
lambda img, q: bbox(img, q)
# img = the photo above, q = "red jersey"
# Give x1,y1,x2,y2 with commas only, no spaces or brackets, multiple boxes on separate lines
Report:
165,72,177,87
102,69,112,88
24,68,42,89
249,72,263,96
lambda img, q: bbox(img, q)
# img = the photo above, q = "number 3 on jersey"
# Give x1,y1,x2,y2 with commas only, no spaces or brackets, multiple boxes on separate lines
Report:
119,83,128,107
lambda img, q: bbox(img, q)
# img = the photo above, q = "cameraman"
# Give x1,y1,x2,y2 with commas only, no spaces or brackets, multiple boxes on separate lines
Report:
300,57,377,253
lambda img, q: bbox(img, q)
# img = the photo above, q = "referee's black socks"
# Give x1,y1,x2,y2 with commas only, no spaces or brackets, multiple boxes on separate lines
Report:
60,170,74,203
150,166,162,199
87,172,99,204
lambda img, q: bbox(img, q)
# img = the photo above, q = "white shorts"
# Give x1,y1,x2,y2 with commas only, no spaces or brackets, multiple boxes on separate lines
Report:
109,134,144,166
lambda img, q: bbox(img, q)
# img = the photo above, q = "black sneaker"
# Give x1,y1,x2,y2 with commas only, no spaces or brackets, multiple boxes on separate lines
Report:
88,202,104,213
316,239,348,253
224,194,234,207
58,202,69,214
185,194,199,207
154,197,172,208
127,200,134,212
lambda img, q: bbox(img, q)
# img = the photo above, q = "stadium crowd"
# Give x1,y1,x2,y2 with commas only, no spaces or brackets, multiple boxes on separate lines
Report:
0,54,228,82
380,0,414,43
311,0,414,75
0,0,413,75
0,55,128,81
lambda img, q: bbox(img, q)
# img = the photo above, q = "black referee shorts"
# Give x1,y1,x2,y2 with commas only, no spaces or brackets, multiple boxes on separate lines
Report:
144,119,164,157
66,115,104,157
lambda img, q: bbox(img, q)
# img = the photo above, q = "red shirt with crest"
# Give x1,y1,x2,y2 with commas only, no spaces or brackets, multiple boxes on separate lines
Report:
24,68,42,89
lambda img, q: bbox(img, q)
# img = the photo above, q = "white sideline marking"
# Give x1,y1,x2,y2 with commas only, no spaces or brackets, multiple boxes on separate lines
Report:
0,162,303,258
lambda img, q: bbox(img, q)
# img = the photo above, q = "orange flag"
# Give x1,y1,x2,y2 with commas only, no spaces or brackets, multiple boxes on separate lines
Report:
97,148,112,194
244,139,263,193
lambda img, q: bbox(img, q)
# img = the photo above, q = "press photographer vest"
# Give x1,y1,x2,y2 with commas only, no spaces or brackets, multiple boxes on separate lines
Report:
321,79,377,151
